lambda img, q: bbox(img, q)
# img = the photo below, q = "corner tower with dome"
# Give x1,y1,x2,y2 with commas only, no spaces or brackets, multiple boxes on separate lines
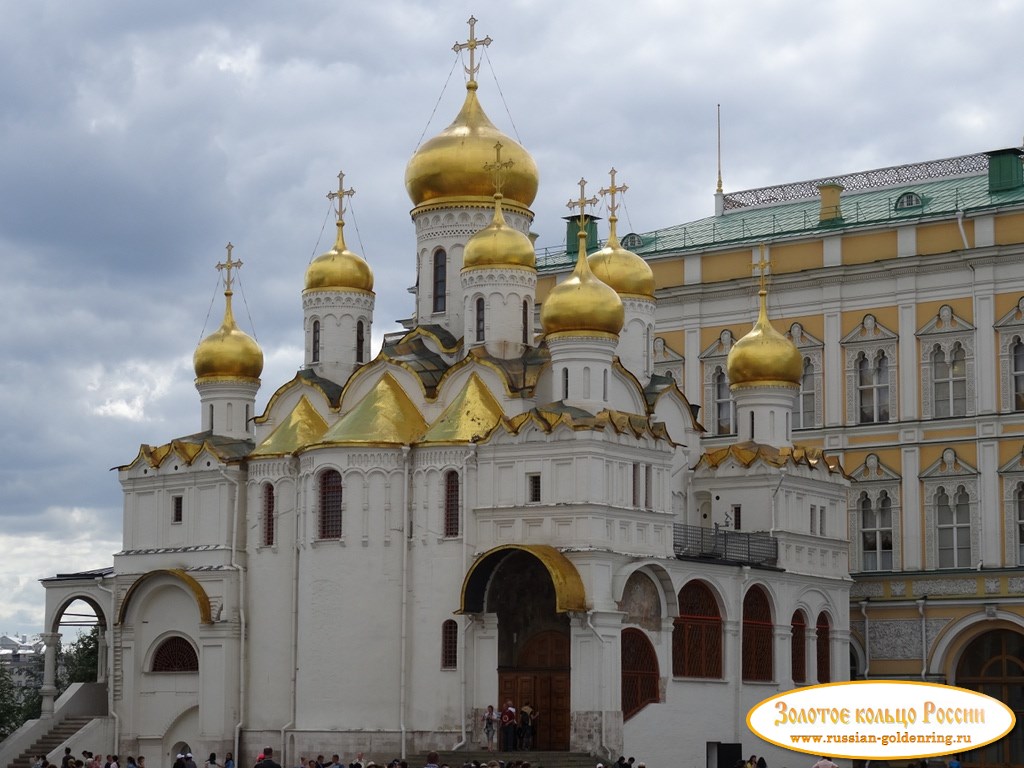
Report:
36,17,852,768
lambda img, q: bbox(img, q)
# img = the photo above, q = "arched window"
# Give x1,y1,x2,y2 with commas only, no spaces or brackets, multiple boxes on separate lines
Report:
443,470,460,537
956,629,1024,767
798,358,815,429
860,491,893,571
1014,338,1024,411
319,470,343,539
262,483,275,547
672,581,722,678
432,250,447,313
312,319,321,363
713,367,734,435
791,610,807,684
894,191,922,210
857,351,890,423
441,619,458,669
936,484,971,568
621,628,659,720
562,368,569,400
475,297,485,342
356,320,365,363
522,300,529,345
933,343,967,417
1017,484,1024,564
152,636,199,672
816,612,831,683
742,585,773,681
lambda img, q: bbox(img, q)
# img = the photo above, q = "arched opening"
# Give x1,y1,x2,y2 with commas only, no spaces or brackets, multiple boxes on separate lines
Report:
791,609,807,684
469,548,575,750
816,612,831,683
151,636,199,672
956,628,1024,768
621,628,659,720
672,580,722,678
743,584,773,681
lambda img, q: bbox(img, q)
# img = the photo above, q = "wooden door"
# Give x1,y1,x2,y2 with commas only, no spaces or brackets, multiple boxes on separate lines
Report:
497,630,570,750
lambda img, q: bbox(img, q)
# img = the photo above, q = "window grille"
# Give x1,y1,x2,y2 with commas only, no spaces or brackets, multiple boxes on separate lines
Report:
522,300,529,344
798,358,815,429
714,368,734,435
861,491,893,570
857,351,890,423
791,611,807,684
742,585,773,681
152,636,199,672
932,343,967,417
443,470,460,537
894,192,922,210
433,250,446,313
312,320,320,363
172,496,183,524
672,581,722,678
356,321,365,364
441,619,458,669
621,628,659,720
527,473,541,503
319,470,343,539
263,483,275,547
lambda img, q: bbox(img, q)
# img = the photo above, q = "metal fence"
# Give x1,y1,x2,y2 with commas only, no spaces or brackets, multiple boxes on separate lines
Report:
673,523,778,565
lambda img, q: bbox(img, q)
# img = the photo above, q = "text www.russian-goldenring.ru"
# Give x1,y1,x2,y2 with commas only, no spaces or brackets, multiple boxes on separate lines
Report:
789,732,973,747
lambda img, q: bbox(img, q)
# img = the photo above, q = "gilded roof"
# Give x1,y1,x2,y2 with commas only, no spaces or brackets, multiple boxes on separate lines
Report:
316,373,427,446
251,396,329,457
119,431,253,470
503,405,671,443
695,441,847,476
418,373,506,444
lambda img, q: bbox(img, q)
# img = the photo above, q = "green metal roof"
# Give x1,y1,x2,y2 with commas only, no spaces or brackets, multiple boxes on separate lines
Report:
536,157,1024,273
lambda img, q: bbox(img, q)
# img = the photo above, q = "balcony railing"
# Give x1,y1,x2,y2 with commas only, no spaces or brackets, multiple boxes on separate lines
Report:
673,523,778,566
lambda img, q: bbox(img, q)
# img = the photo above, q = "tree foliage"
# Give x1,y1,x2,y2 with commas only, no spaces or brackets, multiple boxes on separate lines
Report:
62,626,100,687
0,662,21,741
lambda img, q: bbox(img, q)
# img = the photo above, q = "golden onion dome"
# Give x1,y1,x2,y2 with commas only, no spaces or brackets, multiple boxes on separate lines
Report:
463,193,536,270
726,290,802,388
194,291,264,382
405,81,539,208
588,214,654,298
541,229,624,337
304,220,374,293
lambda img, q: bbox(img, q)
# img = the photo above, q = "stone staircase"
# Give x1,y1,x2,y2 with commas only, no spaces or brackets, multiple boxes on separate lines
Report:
5,716,95,768
409,751,597,768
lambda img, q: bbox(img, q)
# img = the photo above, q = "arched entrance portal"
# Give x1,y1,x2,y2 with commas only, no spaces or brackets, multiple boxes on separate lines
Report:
956,629,1024,768
463,546,585,751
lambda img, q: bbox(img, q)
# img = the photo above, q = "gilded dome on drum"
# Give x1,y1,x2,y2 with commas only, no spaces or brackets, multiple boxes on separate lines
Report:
726,291,802,388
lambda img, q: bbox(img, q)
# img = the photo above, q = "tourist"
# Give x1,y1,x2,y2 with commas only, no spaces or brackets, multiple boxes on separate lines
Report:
519,703,537,750
757,758,766,768
350,754,365,768
261,748,283,768
225,755,234,768
174,755,187,768
424,753,440,768
111,756,120,768
207,754,221,768
186,754,198,768
138,757,146,768
482,704,497,751
811,758,837,768
500,700,517,751
327,755,343,768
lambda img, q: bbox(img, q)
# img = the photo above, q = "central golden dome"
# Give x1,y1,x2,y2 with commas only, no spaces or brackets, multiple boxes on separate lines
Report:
726,290,802,388
304,220,374,293
541,230,624,337
463,194,536,270
405,82,538,208
194,292,264,382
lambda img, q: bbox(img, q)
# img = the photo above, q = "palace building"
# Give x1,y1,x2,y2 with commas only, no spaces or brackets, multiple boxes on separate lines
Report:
15,16,1024,768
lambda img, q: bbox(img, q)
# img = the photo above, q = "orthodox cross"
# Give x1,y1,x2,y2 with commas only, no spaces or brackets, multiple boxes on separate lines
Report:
327,170,355,220
599,167,628,219
453,16,491,84
216,242,242,292
753,244,771,292
566,177,598,230
483,142,513,196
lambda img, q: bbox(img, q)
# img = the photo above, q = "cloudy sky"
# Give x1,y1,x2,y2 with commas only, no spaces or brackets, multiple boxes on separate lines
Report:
2,0,1022,637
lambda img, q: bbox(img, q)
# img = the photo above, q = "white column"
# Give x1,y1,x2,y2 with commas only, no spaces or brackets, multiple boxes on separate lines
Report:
973,269,997,414
899,301,919,420
979,439,1000,567
901,447,922,570
40,632,60,717
823,310,842,426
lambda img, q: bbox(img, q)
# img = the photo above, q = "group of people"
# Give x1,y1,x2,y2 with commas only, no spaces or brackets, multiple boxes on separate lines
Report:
482,700,539,752
596,756,646,768
42,748,145,768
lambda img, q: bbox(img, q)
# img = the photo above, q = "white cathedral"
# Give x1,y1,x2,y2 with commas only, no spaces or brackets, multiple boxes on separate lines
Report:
30,19,853,768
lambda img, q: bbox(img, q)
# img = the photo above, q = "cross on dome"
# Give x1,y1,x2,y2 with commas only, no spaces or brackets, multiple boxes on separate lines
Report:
753,243,771,293
327,170,356,222
567,177,598,232
483,142,514,196
453,16,492,85
216,242,242,293
599,167,628,218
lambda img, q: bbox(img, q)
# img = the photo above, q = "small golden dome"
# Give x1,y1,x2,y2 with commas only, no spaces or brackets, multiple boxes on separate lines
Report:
194,292,264,382
304,221,374,293
588,227,654,298
726,290,802,388
405,82,539,208
541,230,624,337
463,194,536,270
